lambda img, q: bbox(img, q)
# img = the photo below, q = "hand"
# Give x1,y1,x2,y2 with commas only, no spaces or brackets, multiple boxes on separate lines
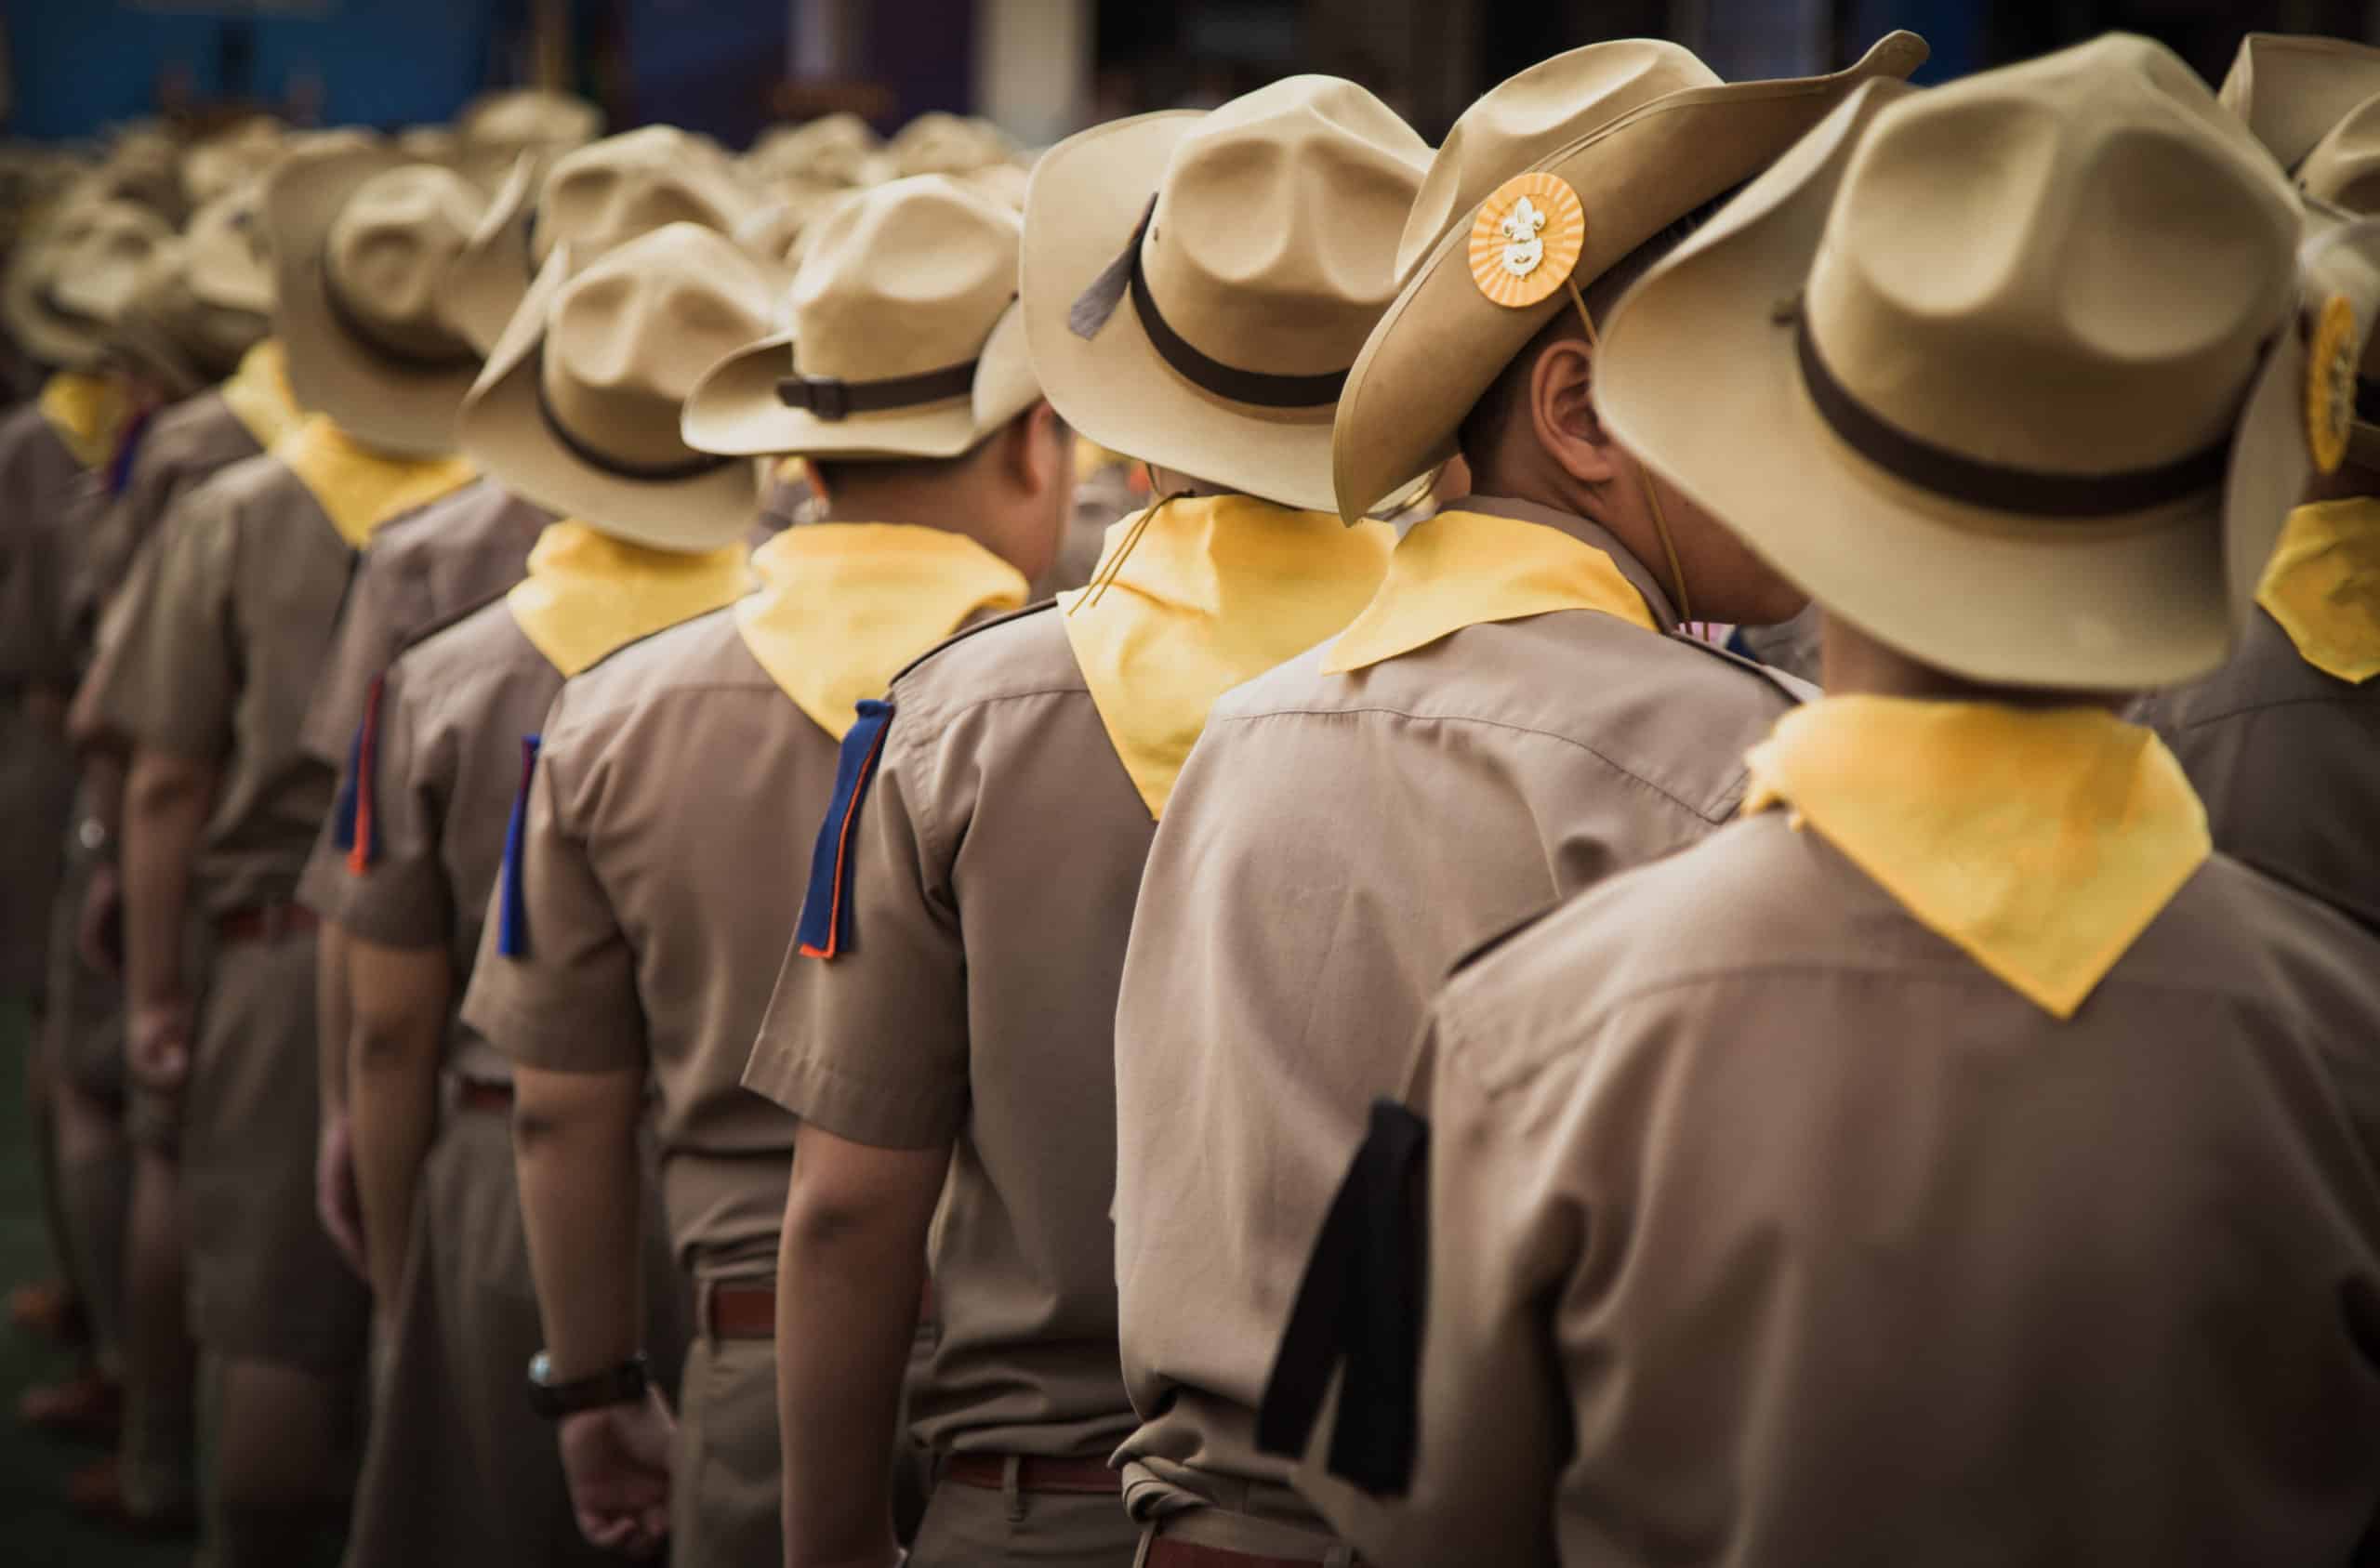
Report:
76,861,123,976
126,996,193,1092
558,1387,676,1559
316,1113,367,1280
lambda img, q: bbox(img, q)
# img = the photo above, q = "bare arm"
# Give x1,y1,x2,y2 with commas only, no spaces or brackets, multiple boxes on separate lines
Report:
777,1127,948,1568
121,746,216,1087
346,936,451,1303
512,1063,648,1377
317,922,355,1120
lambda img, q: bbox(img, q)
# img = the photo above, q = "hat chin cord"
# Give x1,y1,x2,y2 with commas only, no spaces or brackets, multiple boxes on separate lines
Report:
1566,277,1694,626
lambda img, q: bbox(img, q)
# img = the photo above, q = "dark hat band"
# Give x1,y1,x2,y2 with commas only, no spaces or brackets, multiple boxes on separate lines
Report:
532,342,736,483
776,357,978,422
318,250,481,376
1794,310,2230,518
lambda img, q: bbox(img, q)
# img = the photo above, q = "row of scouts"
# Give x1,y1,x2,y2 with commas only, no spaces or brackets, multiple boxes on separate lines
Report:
5,23,2380,1568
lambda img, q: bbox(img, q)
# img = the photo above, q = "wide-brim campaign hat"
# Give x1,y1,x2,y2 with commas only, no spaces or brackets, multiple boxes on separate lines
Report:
1021,76,1431,511
270,140,490,455
3,197,177,369
2297,204,2380,472
445,126,752,355
684,174,1038,461
182,115,285,208
105,241,269,400
454,88,604,191
884,112,1014,178
183,178,276,315
462,223,780,550
746,112,880,188
1596,35,2308,692
1332,33,1928,525
2301,90,2380,211
2219,32,2380,171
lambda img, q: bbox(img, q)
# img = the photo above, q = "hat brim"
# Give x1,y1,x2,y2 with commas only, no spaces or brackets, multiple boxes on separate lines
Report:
443,152,540,355
1023,109,1367,512
1332,33,1928,527
271,142,479,457
1596,79,2307,692
681,300,1040,461
2,260,104,370
459,246,757,552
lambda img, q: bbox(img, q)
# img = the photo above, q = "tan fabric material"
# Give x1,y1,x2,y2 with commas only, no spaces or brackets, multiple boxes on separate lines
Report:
182,930,371,1370
1299,815,2380,1567
0,402,86,686
1112,498,1802,1528
670,1329,782,1568
74,389,265,644
458,608,812,1270
2134,604,2380,933
746,605,1148,1460
909,1473,1141,1568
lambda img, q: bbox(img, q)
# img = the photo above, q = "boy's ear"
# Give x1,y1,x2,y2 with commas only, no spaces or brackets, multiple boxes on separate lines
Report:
1530,337,1621,488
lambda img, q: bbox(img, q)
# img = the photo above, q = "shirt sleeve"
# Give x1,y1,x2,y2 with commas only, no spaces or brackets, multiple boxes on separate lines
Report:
329,658,450,951
86,484,240,763
300,546,427,771
742,707,971,1149
457,717,646,1074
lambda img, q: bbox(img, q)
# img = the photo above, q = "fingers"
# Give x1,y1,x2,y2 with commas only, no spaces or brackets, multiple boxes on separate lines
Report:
315,1141,368,1278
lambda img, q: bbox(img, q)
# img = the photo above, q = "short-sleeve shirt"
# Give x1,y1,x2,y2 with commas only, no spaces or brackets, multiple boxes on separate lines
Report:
1111,498,1806,1524
743,605,1150,1460
1300,815,2380,1568
322,600,562,1083
457,608,816,1272
73,389,264,642
0,402,89,692
84,452,361,914
2133,606,2379,932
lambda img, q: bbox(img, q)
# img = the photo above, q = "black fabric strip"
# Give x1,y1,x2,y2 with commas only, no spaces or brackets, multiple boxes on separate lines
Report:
1794,313,2229,518
775,357,978,422
317,252,481,376
1127,239,1348,409
531,344,735,483
1255,1098,1429,1496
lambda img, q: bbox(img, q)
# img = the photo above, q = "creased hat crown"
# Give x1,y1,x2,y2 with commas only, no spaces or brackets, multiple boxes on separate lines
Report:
791,175,1020,385
324,164,484,361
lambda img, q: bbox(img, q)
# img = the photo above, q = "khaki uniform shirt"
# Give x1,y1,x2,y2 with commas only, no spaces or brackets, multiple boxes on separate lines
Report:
1112,498,1805,1524
2133,607,2379,932
323,600,562,1084
85,453,361,914
0,402,87,692
745,605,1147,1460
74,389,263,641
1300,816,2380,1567
458,609,811,1273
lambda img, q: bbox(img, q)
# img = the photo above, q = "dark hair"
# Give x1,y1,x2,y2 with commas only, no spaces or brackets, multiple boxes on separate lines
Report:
805,402,1064,497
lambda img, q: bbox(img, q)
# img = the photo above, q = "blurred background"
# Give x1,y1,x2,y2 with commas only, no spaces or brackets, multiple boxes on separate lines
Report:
2,0,2373,152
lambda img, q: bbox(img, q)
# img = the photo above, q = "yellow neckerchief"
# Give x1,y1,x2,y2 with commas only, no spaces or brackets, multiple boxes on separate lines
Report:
1058,494,1395,818
217,338,302,452
2254,497,2380,684
507,520,754,678
271,414,479,548
1742,696,2211,1020
37,371,131,472
737,523,1027,740
1321,504,1659,674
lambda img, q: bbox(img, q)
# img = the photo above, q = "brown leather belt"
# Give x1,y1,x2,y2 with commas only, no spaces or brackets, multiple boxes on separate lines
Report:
454,1079,513,1113
942,1454,1121,1495
707,1282,776,1340
213,903,320,946
1145,1542,1351,1568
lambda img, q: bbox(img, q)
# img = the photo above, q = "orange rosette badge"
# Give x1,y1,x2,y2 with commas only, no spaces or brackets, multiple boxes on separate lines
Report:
1468,171,1586,310
2307,291,2357,475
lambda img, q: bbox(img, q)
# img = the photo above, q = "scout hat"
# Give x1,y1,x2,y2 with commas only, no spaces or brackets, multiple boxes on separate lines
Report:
1596,34,2307,692
1330,33,1927,525
269,140,490,455
884,112,1014,178
104,241,269,400
2219,33,2380,170
444,125,751,355
182,115,285,207
458,87,604,157
3,197,176,368
746,112,880,189
461,223,779,549
1022,76,1430,511
685,175,1037,460
183,178,276,315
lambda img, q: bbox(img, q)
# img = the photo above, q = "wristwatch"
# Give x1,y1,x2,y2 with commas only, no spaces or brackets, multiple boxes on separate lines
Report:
525,1350,648,1419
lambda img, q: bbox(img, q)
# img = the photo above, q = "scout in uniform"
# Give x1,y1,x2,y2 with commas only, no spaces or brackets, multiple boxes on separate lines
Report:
1274,40,2380,1564
747,79,1427,1568
324,222,761,1568
2126,33,2380,932
1105,37,1923,1565
83,138,484,1563
457,178,1054,1566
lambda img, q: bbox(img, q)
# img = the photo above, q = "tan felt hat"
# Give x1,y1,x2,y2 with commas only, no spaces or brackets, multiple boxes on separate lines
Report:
270,141,489,456
3,197,177,369
104,241,269,400
183,178,275,316
458,88,604,152
445,126,752,355
884,112,1014,178
1598,34,2309,692
462,223,778,551
76,131,189,224
1331,33,1926,526
182,115,284,208
684,175,1038,462
746,112,880,189
1022,76,1430,511
2219,33,2380,171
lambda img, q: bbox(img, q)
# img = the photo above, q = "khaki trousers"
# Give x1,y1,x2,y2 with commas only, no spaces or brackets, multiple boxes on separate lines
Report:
670,1324,780,1567
910,1466,1141,1567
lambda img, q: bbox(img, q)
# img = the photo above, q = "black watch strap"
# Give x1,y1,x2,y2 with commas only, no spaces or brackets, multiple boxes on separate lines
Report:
526,1351,648,1419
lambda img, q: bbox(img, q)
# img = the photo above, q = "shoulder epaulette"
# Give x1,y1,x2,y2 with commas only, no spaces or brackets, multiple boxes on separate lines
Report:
562,598,741,681
1660,628,1817,708
390,582,515,660
887,597,1059,689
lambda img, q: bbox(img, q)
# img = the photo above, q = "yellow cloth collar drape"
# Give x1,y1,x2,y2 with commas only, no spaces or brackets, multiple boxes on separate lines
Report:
1321,506,1658,674
38,371,131,472
272,414,478,547
1059,494,1394,818
508,520,754,678
1742,696,2210,1019
737,523,1027,740
217,339,303,453
2255,497,2380,684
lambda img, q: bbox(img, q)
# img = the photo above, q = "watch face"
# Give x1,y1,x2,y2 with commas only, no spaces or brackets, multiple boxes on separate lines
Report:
530,1350,553,1386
